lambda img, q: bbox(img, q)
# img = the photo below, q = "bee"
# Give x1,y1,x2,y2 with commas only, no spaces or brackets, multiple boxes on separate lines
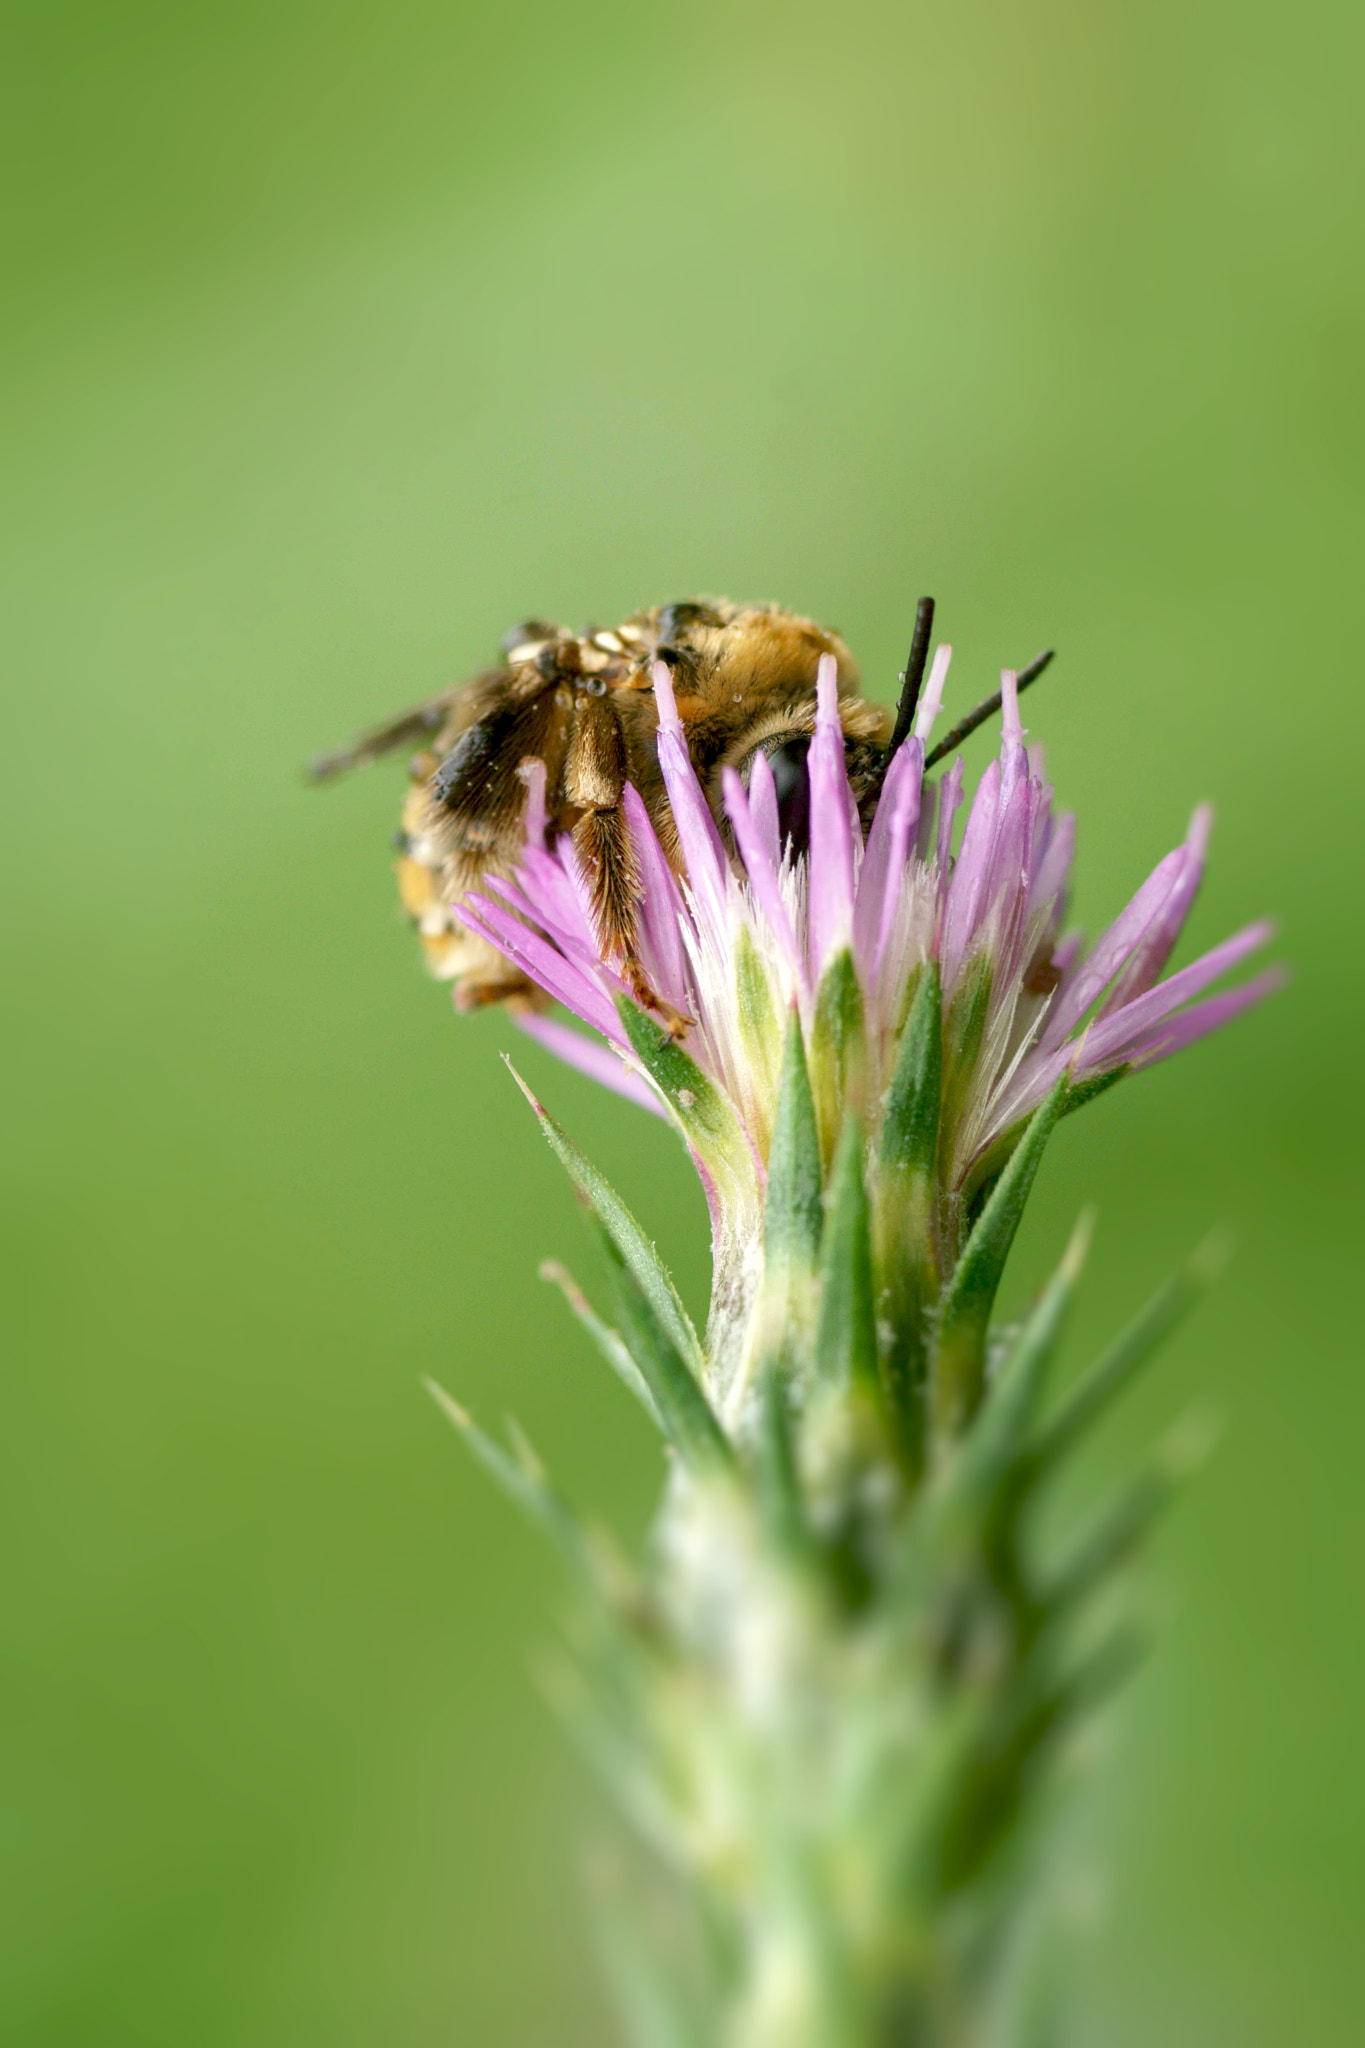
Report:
311,596,1052,1017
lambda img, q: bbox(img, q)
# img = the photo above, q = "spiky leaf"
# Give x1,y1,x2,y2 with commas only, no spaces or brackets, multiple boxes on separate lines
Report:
541,1258,663,1430
764,1011,823,1271
815,1116,879,1400
954,1209,1095,1505
875,964,943,1448
594,1215,734,1472
507,1058,704,1378
425,1379,600,1581
809,948,865,1168
929,1075,1069,1445
1046,1410,1219,1609
1033,1232,1230,1467
754,1364,814,1564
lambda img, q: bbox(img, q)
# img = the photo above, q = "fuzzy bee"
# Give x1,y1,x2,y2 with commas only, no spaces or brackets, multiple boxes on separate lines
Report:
311,597,1051,1017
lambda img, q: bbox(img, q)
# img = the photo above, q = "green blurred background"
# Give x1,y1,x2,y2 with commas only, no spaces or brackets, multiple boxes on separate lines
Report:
2,1,1361,2040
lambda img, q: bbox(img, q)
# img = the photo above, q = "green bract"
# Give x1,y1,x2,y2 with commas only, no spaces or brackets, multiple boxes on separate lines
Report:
430,1021,1225,2047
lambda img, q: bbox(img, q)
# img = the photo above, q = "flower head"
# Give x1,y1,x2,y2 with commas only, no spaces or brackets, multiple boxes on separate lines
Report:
462,646,1276,1249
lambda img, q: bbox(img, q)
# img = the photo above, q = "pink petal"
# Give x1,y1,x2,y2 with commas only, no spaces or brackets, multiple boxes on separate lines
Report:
940,759,1000,988
1119,967,1285,1066
515,843,601,955
722,766,804,986
998,670,1027,808
1099,804,1212,1019
556,833,607,941
747,749,781,867
1038,842,1191,1055
1028,810,1075,921
935,758,965,891
982,771,1037,984
620,784,690,1010
485,871,606,977
1074,920,1276,1072
513,1012,666,1116
854,737,923,980
652,661,730,940
461,894,623,1040
913,643,953,742
807,653,857,977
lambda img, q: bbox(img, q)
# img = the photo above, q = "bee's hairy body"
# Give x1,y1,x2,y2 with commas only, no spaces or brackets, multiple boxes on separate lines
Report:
314,600,892,1015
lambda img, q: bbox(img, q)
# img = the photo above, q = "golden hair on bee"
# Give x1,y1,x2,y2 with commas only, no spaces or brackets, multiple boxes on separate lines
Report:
311,596,1053,1019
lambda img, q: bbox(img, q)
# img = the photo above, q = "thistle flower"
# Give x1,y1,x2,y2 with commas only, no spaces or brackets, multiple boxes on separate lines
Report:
463,651,1273,1433
426,629,1277,2047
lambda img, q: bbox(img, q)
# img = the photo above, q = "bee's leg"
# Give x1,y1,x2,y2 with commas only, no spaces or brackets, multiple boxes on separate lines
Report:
573,803,639,968
307,690,462,782
394,831,545,1008
565,690,638,954
452,961,550,1012
565,692,688,1036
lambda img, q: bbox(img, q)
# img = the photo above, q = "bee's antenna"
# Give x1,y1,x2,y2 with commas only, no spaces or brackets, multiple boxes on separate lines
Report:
884,597,936,766
923,647,1056,769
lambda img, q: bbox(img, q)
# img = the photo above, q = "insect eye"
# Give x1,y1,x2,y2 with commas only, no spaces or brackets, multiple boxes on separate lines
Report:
737,733,813,856
658,600,724,643
500,617,559,658
737,729,872,859
583,675,607,697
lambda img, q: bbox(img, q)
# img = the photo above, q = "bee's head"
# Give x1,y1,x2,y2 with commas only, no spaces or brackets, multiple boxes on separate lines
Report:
726,726,891,860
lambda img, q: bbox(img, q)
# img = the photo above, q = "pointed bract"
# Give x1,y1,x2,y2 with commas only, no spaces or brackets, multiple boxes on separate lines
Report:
814,1117,880,1400
930,1076,1070,1444
506,1057,705,1379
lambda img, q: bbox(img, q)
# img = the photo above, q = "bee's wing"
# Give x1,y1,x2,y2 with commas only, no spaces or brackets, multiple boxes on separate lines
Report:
306,686,468,783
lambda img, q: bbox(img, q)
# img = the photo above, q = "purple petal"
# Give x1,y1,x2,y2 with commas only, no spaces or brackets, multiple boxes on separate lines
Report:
513,1011,666,1116
1073,920,1275,1072
1038,842,1190,1055
1028,810,1075,921
1119,967,1285,1067
983,770,1037,984
854,737,923,980
940,759,1000,988
485,869,601,973
619,784,690,1010
747,749,781,867
983,1041,1072,1139
998,670,1027,806
515,844,600,955
722,766,804,985
807,654,857,977
556,832,606,938
935,758,965,890
1099,804,1212,1018
652,660,730,939
913,643,953,742
461,894,623,1040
